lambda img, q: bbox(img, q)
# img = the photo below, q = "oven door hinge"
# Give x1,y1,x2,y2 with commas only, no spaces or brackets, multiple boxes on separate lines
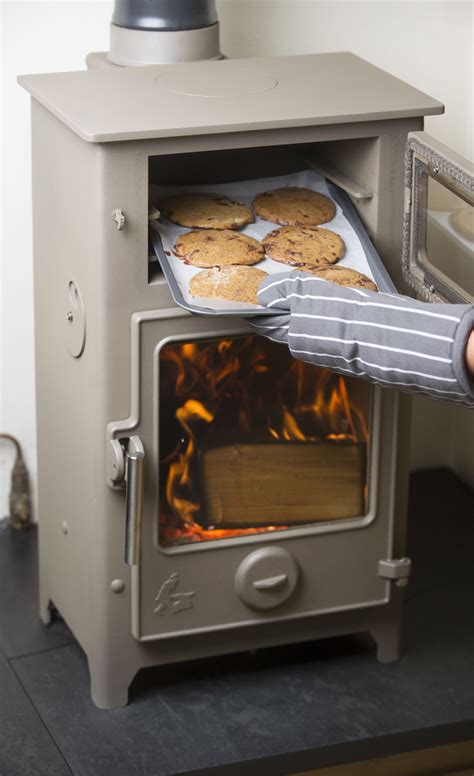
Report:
377,557,412,588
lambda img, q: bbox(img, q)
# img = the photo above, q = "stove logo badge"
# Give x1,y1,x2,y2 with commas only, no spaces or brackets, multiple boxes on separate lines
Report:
153,572,195,616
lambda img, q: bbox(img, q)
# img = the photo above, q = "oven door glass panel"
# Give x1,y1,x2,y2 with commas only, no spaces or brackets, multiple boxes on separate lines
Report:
158,334,372,547
403,131,473,303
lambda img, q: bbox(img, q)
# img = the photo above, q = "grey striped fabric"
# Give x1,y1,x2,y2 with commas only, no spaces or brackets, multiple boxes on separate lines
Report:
248,271,474,407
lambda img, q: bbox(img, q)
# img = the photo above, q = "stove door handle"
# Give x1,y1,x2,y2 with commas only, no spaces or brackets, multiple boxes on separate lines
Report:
125,437,145,566
253,573,288,591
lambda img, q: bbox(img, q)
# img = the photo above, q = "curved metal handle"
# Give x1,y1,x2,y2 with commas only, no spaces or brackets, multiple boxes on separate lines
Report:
253,573,288,591
125,438,145,566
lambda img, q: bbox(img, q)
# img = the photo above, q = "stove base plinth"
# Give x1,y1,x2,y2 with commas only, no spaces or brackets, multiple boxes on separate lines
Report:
73,595,406,708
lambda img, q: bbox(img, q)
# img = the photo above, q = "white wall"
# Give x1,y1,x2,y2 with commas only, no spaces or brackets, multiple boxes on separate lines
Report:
1,0,473,519
1,1,113,518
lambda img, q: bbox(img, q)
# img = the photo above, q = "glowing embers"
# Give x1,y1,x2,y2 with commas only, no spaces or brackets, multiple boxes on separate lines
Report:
159,336,370,546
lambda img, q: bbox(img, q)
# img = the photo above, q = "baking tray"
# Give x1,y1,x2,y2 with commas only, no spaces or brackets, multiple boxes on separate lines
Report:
150,175,396,317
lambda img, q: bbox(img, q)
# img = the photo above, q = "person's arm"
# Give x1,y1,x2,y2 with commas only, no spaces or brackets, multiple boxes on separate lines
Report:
248,271,474,407
466,330,474,380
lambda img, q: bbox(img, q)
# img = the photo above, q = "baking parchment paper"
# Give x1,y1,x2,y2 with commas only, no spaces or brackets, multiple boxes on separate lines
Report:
150,170,378,315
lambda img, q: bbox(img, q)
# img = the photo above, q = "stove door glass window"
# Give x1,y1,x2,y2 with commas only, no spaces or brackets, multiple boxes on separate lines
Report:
404,132,473,304
159,335,371,547
425,176,474,299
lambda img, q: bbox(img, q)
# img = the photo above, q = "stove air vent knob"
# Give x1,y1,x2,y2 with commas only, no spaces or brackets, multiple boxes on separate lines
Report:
235,547,299,611
64,280,86,358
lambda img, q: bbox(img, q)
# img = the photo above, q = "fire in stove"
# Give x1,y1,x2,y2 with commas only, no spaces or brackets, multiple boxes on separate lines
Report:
159,335,371,546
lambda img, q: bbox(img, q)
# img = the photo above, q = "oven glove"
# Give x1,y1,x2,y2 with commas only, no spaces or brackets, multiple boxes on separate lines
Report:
247,271,474,408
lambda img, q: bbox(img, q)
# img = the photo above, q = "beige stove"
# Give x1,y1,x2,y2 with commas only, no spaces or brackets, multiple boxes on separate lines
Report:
19,2,473,708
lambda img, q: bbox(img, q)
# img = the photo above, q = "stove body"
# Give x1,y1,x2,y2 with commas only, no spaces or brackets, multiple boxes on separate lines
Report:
20,53,443,707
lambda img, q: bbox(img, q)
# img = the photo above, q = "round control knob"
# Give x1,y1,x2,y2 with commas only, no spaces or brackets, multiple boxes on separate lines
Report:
235,547,299,610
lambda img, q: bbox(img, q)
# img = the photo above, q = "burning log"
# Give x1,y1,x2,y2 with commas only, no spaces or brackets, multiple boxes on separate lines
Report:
201,441,366,527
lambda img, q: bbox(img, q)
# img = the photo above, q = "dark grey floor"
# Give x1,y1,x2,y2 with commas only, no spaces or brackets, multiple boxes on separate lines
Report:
1,469,473,776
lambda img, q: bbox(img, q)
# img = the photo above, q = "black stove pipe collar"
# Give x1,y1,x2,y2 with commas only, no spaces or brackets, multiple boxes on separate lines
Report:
112,0,218,32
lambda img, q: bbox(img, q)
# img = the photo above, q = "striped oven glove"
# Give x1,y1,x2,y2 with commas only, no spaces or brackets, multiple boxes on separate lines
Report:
248,272,474,407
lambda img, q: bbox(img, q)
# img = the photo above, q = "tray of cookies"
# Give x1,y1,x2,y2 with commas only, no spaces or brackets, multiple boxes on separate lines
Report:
149,169,396,316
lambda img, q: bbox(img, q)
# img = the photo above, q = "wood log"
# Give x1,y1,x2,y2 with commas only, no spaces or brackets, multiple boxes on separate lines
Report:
200,442,366,527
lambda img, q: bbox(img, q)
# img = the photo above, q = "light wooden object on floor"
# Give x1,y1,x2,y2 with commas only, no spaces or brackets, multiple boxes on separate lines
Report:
292,740,474,776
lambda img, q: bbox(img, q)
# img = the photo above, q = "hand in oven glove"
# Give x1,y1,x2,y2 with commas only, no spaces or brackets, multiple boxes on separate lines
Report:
247,271,474,407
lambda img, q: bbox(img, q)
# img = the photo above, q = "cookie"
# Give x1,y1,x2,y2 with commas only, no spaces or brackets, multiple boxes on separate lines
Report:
174,229,264,268
263,225,345,268
189,266,268,305
158,193,254,229
301,265,378,291
253,187,336,226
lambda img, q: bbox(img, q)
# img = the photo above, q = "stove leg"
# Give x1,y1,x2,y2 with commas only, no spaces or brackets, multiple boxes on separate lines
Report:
372,616,401,663
88,655,134,709
371,588,404,663
39,589,52,626
371,589,404,663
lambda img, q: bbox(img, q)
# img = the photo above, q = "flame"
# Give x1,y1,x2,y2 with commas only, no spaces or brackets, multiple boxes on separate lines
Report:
159,336,370,546
281,408,306,441
175,399,214,439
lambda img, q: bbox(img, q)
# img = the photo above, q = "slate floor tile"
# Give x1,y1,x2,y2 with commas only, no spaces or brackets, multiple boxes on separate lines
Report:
2,470,474,776
0,652,71,776
0,522,73,659
11,567,474,776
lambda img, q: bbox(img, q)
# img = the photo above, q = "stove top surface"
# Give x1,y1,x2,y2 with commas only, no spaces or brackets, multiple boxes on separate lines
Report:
18,52,443,143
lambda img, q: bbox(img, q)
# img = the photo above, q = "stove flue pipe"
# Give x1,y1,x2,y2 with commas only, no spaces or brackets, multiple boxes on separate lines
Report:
109,0,221,66
112,0,218,32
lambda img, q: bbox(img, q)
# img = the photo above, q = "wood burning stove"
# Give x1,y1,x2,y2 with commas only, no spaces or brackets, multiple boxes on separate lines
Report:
22,38,469,707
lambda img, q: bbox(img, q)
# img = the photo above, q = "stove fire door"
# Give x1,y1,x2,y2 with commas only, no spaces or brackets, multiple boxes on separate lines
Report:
107,311,403,642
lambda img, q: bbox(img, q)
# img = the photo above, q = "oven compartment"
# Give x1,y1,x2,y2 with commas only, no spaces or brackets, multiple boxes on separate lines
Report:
107,310,401,642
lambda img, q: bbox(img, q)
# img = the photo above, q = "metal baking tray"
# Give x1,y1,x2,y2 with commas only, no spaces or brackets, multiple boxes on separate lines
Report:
150,180,396,317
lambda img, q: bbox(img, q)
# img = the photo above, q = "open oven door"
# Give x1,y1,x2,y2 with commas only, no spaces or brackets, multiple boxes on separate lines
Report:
403,132,473,304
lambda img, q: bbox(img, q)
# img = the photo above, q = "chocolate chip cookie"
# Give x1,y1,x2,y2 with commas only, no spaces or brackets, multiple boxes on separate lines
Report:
174,229,264,268
253,187,336,226
158,193,254,229
263,225,345,268
301,264,378,291
189,266,268,305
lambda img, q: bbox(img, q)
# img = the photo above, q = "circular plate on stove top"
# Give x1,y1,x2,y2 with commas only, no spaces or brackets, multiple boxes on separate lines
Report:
155,69,278,98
